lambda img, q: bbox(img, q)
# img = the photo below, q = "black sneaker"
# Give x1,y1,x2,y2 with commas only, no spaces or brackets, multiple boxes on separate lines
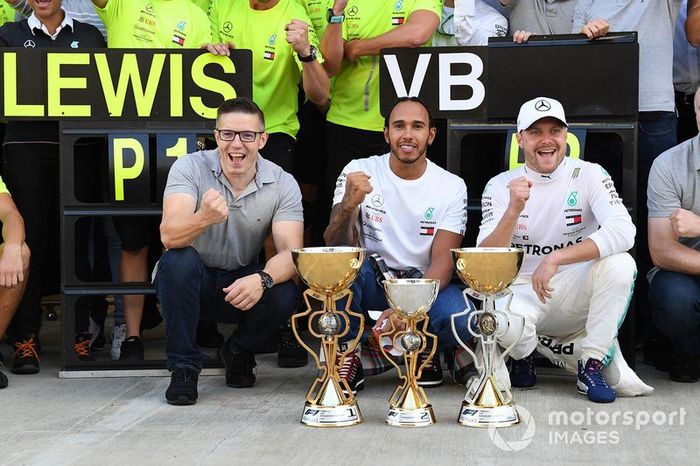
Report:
11,337,40,374
509,353,536,388
0,353,8,389
119,336,145,361
669,354,700,383
219,343,256,388
416,352,443,388
74,333,94,361
165,368,199,405
277,322,308,368
338,350,364,394
196,321,224,349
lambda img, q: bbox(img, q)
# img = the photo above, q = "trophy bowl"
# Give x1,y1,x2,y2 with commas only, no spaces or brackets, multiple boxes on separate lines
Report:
383,278,439,321
451,248,524,295
292,247,365,296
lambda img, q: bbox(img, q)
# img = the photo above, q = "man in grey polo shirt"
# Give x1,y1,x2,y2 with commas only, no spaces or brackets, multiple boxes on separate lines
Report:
647,88,700,383
156,97,304,405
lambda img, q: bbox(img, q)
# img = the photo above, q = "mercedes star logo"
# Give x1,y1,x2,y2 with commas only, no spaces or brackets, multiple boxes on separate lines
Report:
223,21,232,33
23,39,35,48
535,99,551,111
371,194,384,207
347,5,358,16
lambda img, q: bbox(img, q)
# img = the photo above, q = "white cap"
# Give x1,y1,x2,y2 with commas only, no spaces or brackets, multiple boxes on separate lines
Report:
516,97,568,132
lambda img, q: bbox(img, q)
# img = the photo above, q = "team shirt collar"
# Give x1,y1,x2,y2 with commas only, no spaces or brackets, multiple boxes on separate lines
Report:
204,149,275,189
523,156,569,182
28,9,73,39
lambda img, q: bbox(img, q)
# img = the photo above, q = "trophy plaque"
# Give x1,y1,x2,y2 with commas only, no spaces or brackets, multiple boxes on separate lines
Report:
291,247,365,427
450,247,525,428
378,278,440,427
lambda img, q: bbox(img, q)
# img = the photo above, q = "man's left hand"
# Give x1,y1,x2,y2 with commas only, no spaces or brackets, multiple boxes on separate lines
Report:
223,274,264,311
0,244,24,288
285,19,312,56
531,255,557,304
344,40,360,63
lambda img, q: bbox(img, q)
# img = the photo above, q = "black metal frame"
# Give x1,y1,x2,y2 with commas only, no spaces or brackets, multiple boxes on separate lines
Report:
59,120,224,372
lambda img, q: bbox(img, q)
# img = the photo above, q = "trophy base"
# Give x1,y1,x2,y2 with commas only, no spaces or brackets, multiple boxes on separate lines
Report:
457,402,520,427
386,405,436,427
300,401,363,427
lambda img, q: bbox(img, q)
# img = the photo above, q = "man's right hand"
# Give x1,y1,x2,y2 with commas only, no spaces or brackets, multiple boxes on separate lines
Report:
340,171,373,210
507,176,532,214
0,243,24,287
331,0,349,14
669,208,700,239
200,188,228,225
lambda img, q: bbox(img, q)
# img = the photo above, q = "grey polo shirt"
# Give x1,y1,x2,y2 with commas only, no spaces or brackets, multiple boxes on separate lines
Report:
647,135,700,281
506,0,576,35
163,149,303,270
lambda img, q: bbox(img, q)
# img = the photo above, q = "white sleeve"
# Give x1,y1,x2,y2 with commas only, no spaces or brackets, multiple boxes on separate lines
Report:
476,175,510,245
437,5,455,36
331,160,359,207
438,177,468,235
585,163,636,257
454,0,508,46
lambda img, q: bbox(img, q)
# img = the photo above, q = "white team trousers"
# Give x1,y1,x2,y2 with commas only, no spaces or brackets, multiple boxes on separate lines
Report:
503,252,636,364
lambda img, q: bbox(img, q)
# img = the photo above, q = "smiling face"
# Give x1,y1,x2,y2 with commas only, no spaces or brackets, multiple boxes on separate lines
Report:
516,117,568,174
215,111,267,184
28,0,63,22
384,100,436,171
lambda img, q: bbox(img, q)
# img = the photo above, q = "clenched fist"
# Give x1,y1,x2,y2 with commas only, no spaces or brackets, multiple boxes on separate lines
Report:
507,176,532,214
669,208,700,239
285,19,312,56
341,171,373,210
200,188,228,225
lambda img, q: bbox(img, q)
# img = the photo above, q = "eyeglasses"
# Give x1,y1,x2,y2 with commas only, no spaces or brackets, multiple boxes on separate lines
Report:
214,129,264,142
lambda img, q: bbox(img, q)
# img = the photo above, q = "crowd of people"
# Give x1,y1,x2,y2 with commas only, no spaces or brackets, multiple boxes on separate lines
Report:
0,0,696,412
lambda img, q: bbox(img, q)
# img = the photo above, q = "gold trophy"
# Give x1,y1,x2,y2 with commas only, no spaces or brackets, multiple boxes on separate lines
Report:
291,247,365,427
378,278,440,427
450,247,526,427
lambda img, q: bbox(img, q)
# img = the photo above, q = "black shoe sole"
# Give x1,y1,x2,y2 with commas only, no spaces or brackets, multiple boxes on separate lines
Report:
11,365,39,375
277,356,308,368
225,378,255,388
166,396,197,405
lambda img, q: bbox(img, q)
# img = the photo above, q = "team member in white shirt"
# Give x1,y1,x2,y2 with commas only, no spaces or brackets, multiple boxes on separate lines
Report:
477,96,650,403
324,97,473,393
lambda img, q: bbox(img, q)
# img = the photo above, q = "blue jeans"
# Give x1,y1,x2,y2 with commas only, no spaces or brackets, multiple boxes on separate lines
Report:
648,270,700,357
339,262,475,350
155,247,298,372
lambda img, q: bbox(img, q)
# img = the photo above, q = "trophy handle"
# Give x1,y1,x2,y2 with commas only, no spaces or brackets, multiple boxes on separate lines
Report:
414,315,438,383
494,292,524,360
377,317,406,380
292,291,322,370
336,288,365,369
450,291,483,372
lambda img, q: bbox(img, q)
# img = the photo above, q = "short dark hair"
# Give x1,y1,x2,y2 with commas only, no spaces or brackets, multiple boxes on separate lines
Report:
383,96,434,128
216,97,265,128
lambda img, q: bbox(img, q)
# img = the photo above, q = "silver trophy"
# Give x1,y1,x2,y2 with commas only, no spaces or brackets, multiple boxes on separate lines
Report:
450,247,526,427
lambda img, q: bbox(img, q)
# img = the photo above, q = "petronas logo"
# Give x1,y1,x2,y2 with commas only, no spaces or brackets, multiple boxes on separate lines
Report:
268,34,276,46
394,0,403,10
567,191,578,207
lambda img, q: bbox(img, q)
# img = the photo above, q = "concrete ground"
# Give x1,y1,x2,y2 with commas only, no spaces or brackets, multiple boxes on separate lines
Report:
1,318,697,466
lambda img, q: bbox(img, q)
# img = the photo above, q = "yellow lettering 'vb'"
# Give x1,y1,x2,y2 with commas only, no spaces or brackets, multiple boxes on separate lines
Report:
95,53,166,117
509,132,581,170
113,137,145,201
3,52,44,116
47,53,91,117
190,53,237,119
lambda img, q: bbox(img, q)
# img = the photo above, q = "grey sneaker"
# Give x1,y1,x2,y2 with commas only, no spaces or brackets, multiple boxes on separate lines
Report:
110,324,126,361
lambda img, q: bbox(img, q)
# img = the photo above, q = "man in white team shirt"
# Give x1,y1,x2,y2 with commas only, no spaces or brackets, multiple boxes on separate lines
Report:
477,96,645,403
324,97,472,393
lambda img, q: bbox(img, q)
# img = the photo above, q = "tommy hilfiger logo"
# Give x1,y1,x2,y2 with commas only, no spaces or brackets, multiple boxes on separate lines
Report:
566,214,582,226
420,226,435,236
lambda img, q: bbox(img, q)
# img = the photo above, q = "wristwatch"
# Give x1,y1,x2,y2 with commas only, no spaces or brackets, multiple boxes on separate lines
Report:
327,8,345,24
298,45,317,63
257,270,274,290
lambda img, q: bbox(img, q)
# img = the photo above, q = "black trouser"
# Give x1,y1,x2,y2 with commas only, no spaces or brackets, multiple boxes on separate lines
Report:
675,90,699,143
259,132,295,174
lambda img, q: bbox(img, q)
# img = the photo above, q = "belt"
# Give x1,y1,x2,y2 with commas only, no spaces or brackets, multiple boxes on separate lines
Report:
675,90,696,106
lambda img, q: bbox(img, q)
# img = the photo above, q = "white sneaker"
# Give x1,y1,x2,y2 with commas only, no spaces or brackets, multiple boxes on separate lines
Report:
111,324,126,360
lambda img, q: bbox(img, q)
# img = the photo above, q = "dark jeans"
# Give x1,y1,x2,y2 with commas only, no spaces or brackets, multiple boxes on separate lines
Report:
155,247,297,372
636,111,678,337
339,262,475,351
648,271,700,357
